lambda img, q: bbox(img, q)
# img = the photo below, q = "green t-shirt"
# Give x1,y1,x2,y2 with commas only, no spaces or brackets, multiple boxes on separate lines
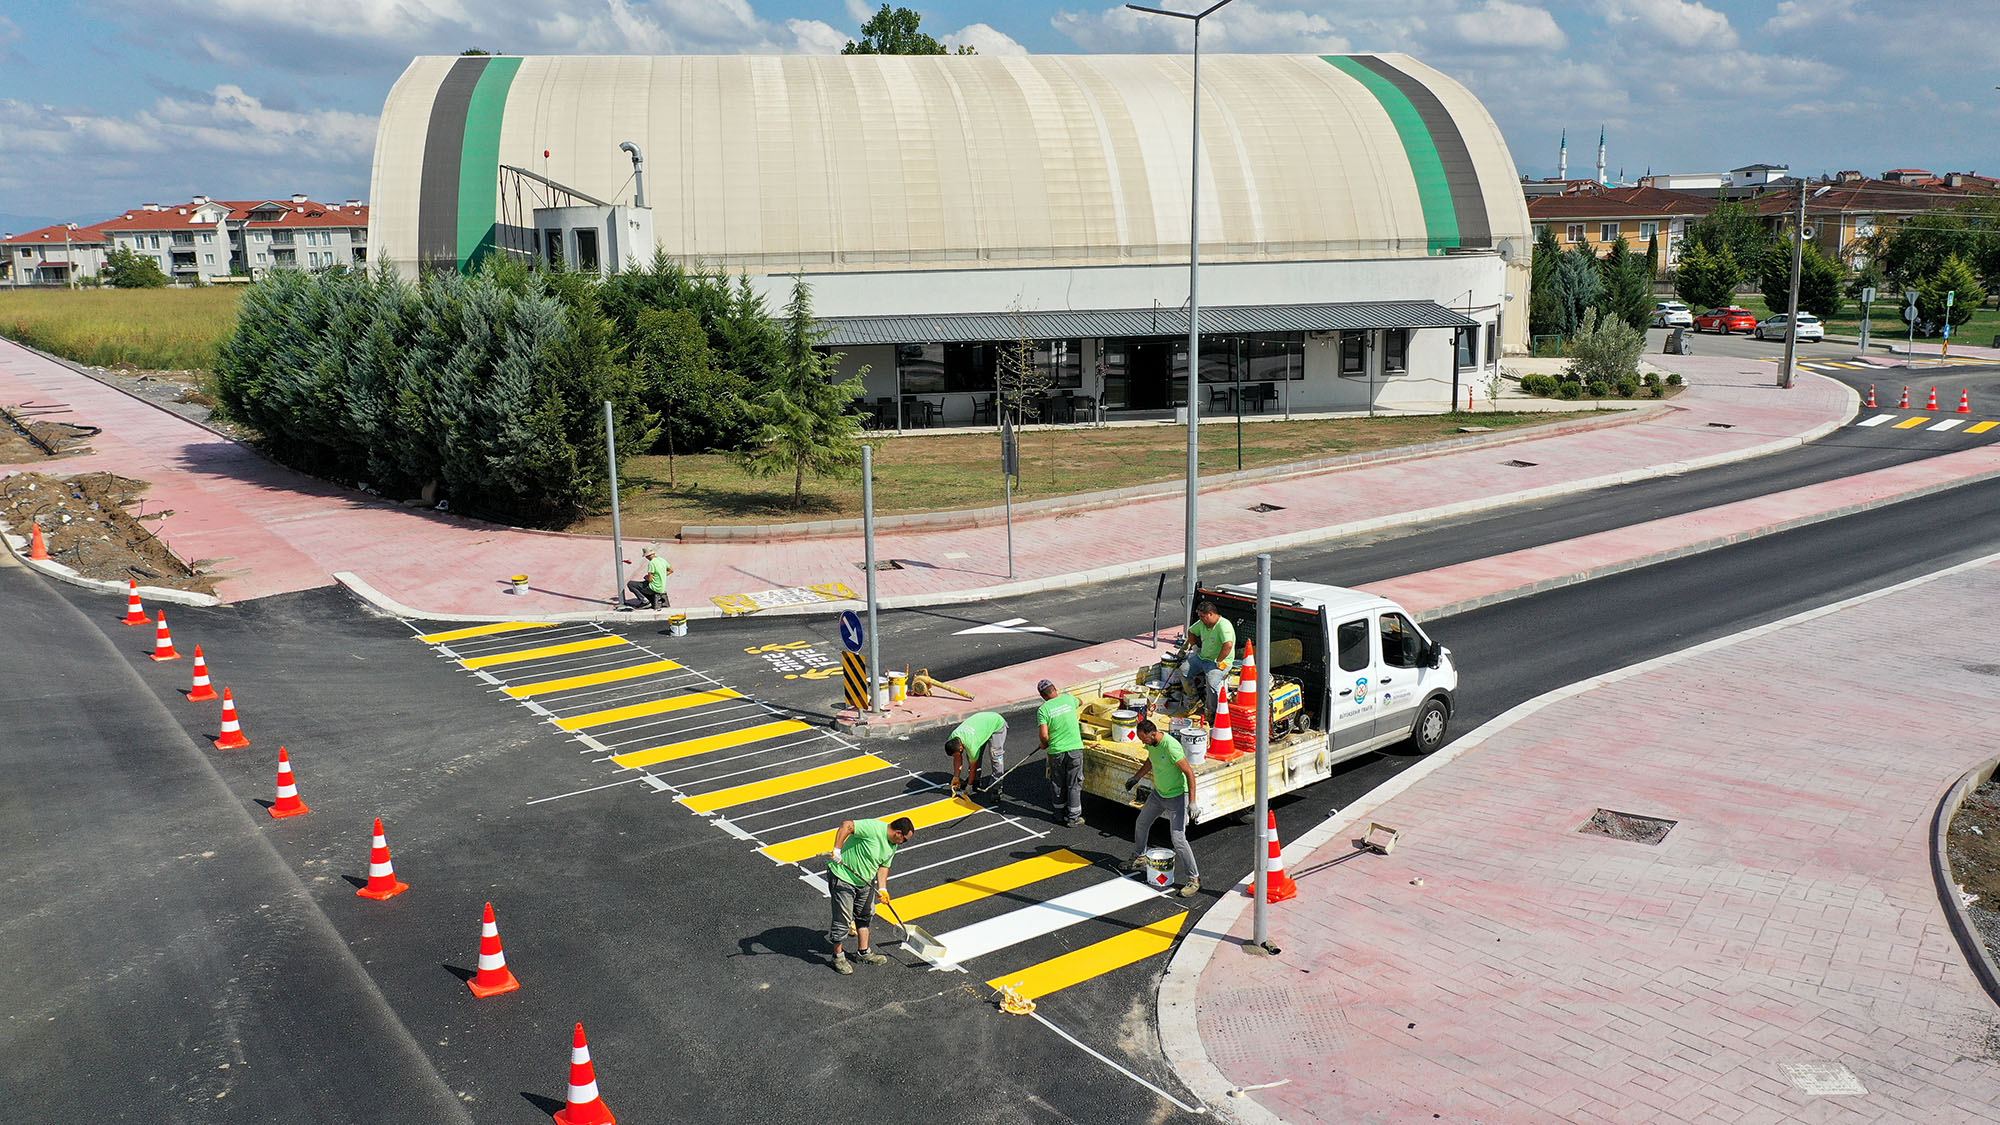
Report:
831,818,898,886
646,555,672,592
1036,694,1084,754
1190,617,1236,667
950,712,1006,762
1145,734,1190,799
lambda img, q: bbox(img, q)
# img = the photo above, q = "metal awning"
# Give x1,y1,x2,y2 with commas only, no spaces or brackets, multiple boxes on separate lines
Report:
816,300,1479,346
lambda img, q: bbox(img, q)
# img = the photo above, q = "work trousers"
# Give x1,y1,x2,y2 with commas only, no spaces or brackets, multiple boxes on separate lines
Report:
626,579,666,608
1183,655,1227,716
1046,750,1083,822
1132,790,1199,880
974,725,1007,787
827,871,878,949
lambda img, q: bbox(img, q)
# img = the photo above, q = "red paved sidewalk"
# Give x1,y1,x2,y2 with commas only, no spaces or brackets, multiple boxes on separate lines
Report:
1163,555,2000,1123
0,340,1853,618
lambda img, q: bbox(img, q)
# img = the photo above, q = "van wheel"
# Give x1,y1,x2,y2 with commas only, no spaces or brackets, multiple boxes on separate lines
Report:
1410,699,1449,754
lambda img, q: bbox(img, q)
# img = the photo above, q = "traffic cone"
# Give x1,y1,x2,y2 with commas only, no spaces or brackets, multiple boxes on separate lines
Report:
1207,685,1240,761
1865,384,1876,408
150,611,181,661
1243,810,1299,903
356,817,409,900
213,687,250,749
1927,386,1939,411
553,1022,616,1125
1230,641,1260,736
122,579,148,625
1958,389,1972,414
468,901,522,997
1899,386,1910,410
187,645,219,701
269,747,309,818
28,521,50,561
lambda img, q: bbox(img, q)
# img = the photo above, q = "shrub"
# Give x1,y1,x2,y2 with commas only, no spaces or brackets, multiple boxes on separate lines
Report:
1519,373,1559,397
1666,373,1683,386
1559,380,1586,400
1643,371,1662,388
1564,307,1645,388
1614,376,1639,398
1585,379,1611,398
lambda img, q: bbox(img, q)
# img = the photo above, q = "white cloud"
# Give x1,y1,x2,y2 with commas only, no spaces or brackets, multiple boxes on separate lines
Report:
1765,0,1857,35
844,0,872,23
1051,3,1355,53
785,19,850,54
1450,1,1565,50
953,23,1028,56
1,86,375,160
1598,0,1735,49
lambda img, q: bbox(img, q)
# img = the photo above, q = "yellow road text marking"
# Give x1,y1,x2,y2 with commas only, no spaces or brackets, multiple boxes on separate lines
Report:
761,795,980,864
503,660,684,698
986,911,1190,1001
420,621,556,644
611,719,811,769
679,755,894,814
555,687,742,730
892,850,1095,922
460,635,627,669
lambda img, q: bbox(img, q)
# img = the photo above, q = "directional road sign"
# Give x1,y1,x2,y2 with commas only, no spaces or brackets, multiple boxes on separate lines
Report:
839,610,864,653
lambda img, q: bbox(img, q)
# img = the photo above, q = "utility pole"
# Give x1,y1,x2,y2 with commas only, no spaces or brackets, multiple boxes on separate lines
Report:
1778,181,1806,389
862,445,880,714
603,402,626,609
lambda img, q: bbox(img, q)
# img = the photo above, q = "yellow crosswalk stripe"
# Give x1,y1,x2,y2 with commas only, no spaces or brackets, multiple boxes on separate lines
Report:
761,795,979,863
680,755,894,814
986,911,1190,1001
1968,421,1999,434
460,635,627,669
556,687,743,730
504,660,684,698
892,849,1096,922
612,719,811,769
420,621,556,644
1893,416,1930,429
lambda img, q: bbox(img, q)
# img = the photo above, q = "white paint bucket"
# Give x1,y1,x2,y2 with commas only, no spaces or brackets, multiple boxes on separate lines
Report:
1179,725,1210,764
509,575,528,595
873,677,891,710
1143,847,1176,890
666,613,688,637
889,672,907,703
1110,709,1140,743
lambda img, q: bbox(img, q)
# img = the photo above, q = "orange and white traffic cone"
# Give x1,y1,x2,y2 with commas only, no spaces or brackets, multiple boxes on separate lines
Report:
1208,685,1239,761
28,521,50,561
122,579,148,625
1865,384,1876,408
356,817,409,900
1243,810,1299,903
468,902,522,997
553,1022,616,1125
1899,386,1910,410
213,687,250,749
1927,386,1939,411
1230,641,1260,736
270,747,309,818
150,610,181,661
187,645,219,702
1958,389,1972,414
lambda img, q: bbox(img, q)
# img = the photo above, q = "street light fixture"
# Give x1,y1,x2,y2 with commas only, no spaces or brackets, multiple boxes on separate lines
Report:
1778,181,1831,389
1128,0,1238,621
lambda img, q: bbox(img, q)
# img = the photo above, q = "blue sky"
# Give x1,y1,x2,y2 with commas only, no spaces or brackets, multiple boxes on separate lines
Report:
0,1,1993,231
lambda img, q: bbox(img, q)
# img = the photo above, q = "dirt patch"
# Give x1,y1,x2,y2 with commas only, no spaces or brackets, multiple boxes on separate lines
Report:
0,470,214,594
1948,777,2000,968
0,402,96,461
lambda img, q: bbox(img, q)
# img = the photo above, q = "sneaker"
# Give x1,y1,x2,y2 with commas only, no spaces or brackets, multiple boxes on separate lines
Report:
1177,877,1202,898
855,950,888,966
832,952,853,975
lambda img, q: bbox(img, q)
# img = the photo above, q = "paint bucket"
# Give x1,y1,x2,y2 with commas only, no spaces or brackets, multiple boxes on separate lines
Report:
888,671,907,703
1179,724,1210,764
1143,847,1176,890
666,613,688,637
873,677,891,710
509,574,528,595
1110,709,1140,743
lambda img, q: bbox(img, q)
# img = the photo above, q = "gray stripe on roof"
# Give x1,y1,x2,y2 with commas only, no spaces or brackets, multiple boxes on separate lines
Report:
816,301,1478,346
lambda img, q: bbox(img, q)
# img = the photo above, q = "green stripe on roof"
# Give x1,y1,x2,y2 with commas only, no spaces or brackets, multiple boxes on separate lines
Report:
456,55,522,272
1321,56,1458,254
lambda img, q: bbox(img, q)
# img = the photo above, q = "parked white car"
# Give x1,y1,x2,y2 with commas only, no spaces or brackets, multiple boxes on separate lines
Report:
1755,312,1824,342
1651,301,1693,328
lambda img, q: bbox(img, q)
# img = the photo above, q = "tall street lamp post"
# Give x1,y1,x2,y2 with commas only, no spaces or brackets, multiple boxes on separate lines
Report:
1779,181,1830,390
1128,0,1238,620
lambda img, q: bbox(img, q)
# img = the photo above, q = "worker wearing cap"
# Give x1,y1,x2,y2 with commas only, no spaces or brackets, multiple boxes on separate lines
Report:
1124,718,1200,897
826,815,915,975
945,711,1007,795
623,545,672,610
1037,680,1085,827
1181,600,1235,715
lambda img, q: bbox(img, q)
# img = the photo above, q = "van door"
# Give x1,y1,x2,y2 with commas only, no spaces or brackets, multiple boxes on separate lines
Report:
1329,616,1377,751
1372,610,1424,741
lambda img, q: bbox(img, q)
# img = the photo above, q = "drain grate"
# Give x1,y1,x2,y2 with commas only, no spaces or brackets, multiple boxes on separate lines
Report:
1504,459,1538,468
1248,502,1285,513
1577,808,1677,845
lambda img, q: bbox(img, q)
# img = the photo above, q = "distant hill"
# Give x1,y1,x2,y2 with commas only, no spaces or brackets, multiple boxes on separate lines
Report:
0,212,62,236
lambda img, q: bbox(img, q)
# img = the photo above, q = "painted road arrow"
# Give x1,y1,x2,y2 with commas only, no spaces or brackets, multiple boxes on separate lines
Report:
953,618,1054,636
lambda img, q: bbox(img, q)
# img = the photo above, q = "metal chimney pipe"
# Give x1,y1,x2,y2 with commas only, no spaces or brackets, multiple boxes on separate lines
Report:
618,141,645,208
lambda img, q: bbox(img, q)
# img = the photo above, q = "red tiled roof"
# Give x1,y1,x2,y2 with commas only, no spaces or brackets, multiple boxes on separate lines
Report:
1749,178,2000,216
1526,185,1716,220
89,198,369,233
2,222,109,245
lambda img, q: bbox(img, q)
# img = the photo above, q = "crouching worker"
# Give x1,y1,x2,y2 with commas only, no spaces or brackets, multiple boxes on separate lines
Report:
945,711,1008,796
827,816,916,975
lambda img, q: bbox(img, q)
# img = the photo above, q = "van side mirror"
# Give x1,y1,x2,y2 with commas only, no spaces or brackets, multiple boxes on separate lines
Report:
1424,643,1445,669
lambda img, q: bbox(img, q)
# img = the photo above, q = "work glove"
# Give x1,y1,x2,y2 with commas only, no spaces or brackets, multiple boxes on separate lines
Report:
1124,775,1140,792
830,848,843,867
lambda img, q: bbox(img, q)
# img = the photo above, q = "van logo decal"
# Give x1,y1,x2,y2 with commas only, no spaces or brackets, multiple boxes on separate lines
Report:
1353,676,1369,702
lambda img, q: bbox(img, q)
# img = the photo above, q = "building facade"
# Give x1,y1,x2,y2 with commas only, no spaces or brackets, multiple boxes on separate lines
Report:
369,52,1531,416
3,223,109,285
1525,185,1712,269
95,196,370,282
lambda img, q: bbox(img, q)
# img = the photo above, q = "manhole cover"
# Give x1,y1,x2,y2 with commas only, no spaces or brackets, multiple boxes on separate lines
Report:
1780,1061,1866,1095
1202,984,1351,1066
1577,808,1676,845
1248,502,1285,513
1503,459,1537,468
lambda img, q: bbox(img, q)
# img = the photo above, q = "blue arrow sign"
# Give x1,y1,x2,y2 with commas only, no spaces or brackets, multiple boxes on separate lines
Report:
839,610,864,653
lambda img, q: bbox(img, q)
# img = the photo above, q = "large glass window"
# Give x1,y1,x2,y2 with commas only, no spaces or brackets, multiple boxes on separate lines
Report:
1379,613,1421,668
1456,327,1476,367
1384,330,1408,373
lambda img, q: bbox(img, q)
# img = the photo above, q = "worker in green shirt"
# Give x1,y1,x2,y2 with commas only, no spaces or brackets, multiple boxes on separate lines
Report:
1036,679,1086,827
1179,600,1235,716
623,544,673,610
1124,718,1200,897
825,815,916,975
945,711,1008,796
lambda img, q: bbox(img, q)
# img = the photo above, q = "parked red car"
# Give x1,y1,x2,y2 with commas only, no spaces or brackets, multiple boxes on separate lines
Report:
1694,306,1758,334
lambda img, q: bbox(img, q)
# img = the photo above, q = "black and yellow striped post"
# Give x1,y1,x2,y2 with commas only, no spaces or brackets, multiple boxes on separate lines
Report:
842,651,869,711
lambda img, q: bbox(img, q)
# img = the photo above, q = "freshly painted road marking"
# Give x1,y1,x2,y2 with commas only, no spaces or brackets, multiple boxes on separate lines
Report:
927,876,1160,966
1968,421,2000,434
680,755,894,814
1930,418,1965,432
954,617,1054,635
419,621,556,644
892,849,1095,922
987,911,1189,1000
760,795,979,863
504,660,684,697
1893,416,1930,429
611,719,812,769
555,687,743,730
461,635,627,669
1855,414,1895,427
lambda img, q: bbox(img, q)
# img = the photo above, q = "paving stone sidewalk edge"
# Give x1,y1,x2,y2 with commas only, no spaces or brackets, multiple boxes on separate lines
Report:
1152,546,2000,1123
1934,754,2000,1005
0,526,222,606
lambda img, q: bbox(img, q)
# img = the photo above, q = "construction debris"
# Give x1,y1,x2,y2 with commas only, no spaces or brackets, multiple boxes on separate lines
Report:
0,470,213,594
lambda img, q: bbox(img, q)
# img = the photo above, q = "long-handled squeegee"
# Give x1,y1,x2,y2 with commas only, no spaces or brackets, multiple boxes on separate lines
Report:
878,898,948,965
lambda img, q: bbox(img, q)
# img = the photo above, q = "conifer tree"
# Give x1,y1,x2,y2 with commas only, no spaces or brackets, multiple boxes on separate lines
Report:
739,278,866,507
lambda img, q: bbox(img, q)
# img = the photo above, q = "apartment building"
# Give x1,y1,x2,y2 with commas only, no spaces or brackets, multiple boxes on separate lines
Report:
2,222,110,285
93,194,369,282
1525,185,1714,268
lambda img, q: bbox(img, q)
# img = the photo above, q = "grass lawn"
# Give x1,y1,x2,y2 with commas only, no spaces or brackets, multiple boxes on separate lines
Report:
0,286,243,371
1741,293,2000,348
573,411,1585,538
